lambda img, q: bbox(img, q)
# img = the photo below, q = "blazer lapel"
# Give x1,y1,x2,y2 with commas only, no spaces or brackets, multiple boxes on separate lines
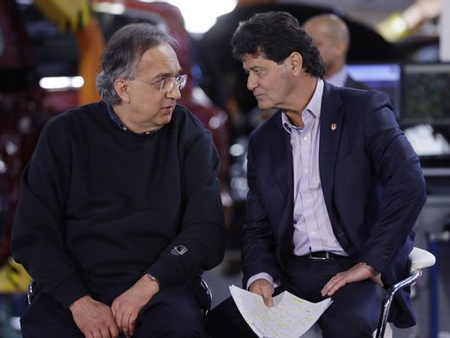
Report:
271,117,292,202
269,112,294,257
319,83,344,222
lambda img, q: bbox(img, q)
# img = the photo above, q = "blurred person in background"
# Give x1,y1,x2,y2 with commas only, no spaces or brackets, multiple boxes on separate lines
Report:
303,14,369,89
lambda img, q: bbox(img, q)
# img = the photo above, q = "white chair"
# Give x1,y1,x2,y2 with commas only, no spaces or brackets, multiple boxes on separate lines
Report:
302,247,436,338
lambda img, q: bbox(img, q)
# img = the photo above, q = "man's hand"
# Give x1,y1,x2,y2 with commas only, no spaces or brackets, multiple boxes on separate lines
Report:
69,295,119,338
321,262,384,297
249,279,274,307
111,275,159,338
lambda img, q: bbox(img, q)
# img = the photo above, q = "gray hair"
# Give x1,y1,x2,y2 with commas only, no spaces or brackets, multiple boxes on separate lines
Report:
96,23,177,105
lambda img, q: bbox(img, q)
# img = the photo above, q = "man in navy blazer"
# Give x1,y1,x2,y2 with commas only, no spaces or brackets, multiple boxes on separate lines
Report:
207,11,425,338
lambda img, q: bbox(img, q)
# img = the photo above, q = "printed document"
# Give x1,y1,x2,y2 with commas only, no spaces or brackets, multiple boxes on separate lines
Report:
229,285,332,338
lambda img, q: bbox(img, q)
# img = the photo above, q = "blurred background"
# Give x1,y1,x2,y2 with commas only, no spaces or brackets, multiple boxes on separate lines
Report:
1,0,450,337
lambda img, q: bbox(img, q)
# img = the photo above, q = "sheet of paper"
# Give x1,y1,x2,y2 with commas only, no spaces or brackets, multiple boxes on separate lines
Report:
229,285,332,338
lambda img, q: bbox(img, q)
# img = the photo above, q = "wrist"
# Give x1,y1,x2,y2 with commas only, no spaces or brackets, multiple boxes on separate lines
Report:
147,273,159,284
69,295,91,312
359,262,378,275
143,273,160,294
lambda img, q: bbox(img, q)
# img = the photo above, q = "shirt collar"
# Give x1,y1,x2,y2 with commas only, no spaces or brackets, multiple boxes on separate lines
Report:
282,78,324,134
325,66,348,87
107,105,127,131
106,104,159,135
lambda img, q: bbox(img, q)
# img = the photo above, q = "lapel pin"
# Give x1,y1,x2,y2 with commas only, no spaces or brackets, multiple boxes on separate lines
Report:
331,123,337,131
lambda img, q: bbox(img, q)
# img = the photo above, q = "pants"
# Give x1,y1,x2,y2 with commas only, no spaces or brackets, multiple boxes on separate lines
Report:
206,256,385,338
21,284,206,338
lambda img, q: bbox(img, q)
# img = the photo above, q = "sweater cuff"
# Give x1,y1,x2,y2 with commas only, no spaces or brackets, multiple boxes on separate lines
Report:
51,276,89,308
146,256,183,290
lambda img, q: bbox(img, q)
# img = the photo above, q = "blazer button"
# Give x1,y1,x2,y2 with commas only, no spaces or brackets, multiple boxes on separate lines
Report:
382,255,388,260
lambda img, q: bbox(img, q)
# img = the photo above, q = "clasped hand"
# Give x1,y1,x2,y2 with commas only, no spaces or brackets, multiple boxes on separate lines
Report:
70,275,159,338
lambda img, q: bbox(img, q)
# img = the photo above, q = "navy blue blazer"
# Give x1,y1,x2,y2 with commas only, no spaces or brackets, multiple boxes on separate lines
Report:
242,82,426,327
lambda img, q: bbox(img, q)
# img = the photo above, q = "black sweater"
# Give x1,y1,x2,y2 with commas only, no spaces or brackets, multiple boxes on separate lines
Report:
12,102,227,308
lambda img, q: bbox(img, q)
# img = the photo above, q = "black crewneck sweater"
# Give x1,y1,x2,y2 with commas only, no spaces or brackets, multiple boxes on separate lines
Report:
12,101,227,307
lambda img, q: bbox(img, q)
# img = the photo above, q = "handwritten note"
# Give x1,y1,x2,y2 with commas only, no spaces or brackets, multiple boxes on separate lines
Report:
229,285,332,338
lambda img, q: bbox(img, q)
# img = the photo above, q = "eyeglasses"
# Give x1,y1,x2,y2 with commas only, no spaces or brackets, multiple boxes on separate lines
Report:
133,74,188,93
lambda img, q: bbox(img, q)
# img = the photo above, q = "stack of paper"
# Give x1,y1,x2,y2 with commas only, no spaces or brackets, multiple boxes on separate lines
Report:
229,285,332,338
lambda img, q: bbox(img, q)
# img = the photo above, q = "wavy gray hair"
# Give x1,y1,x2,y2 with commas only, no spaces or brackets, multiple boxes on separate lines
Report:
96,23,177,105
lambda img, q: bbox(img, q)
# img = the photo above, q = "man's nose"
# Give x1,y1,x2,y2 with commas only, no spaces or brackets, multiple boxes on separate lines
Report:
247,73,258,91
166,84,181,100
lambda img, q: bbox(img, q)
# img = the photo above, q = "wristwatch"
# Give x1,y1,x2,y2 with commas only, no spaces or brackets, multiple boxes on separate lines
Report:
147,273,159,285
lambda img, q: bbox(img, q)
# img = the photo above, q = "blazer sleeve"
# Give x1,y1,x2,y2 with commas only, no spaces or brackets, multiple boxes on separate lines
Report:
359,91,426,273
241,134,283,287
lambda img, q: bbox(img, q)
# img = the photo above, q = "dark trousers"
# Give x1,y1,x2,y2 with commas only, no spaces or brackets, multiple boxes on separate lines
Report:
206,256,385,338
21,284,206,338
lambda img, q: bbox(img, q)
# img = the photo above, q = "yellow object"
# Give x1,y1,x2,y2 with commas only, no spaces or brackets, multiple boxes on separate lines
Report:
0,257,32,293
76,18,104,105
34,0,91,32
376,12,409,42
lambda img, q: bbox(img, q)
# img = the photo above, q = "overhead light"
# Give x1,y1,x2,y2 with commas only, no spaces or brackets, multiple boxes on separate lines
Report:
15,0,34,4
39,76,84,90
94,2,126,15
137,0,237,34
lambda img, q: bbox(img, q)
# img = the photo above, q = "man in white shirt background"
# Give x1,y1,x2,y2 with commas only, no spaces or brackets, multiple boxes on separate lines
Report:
303,14,369,90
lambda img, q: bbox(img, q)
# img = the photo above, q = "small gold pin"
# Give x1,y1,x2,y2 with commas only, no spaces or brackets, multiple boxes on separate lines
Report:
331,123,337,131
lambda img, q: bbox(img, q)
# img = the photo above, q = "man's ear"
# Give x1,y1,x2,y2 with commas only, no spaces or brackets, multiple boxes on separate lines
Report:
288,52,303,75
114,79,131,103
335,40,347,59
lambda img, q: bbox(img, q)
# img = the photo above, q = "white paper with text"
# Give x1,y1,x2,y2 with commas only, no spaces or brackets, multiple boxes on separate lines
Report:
229,285,332,338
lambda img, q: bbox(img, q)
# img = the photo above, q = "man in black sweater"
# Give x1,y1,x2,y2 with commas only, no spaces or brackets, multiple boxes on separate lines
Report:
12,23,227,338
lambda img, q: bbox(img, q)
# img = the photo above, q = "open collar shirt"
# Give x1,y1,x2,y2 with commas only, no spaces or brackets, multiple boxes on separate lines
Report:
281,79,347,257
247,79,347,289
